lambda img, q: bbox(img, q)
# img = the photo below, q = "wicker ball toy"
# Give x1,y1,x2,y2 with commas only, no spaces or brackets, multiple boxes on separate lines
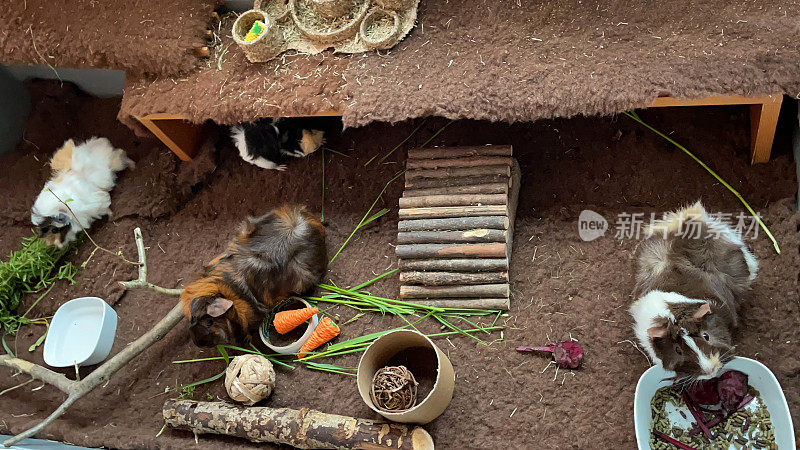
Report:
224,354,276,405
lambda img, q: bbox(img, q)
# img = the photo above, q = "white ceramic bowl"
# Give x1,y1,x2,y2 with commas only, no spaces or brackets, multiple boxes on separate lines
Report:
634,357,795,449
43,297,117,367
258,298,319,354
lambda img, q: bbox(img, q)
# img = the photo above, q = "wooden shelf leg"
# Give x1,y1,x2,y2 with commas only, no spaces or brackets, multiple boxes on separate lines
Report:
135,115,205,161
749,95,783,164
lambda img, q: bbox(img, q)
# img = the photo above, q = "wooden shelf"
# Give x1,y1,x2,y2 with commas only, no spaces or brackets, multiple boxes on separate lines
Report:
137,94,783,164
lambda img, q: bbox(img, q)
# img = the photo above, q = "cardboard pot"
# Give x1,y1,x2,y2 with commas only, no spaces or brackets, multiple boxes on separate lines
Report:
357,329,454,424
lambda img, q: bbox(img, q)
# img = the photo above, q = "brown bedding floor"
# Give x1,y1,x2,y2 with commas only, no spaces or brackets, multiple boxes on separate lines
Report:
120,0,800,130
1,81,799,449
0,0,216,77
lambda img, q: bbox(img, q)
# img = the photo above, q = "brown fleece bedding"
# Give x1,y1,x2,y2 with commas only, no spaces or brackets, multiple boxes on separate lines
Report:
0,0,216,77
119,0,800,129
0,80,798,449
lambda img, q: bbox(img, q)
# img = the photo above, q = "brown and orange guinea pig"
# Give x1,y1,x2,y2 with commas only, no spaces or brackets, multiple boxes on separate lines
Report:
180,205,327,347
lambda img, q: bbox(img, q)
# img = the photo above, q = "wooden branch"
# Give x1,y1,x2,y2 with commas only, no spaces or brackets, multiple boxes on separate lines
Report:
399,205,507,220
399,258,508,272
396,243,506,259
410,298,510,310
402,183,508,198
400,284,510,299
405,165,510,181
400,271,508,285
407,145,512,159
398,216,508,232
405,174,508,189
2,229,186,447
398,193,507,208
163,399,434,450
397,230,506,244
406,156,513,170
119,228,183,296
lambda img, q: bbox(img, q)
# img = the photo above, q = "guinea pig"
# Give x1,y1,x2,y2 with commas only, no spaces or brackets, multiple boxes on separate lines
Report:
629,201,757,381
230,118,324,171
180,205,327,347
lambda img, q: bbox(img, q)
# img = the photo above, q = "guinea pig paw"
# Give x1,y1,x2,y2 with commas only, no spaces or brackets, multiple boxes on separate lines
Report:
275,164,288,171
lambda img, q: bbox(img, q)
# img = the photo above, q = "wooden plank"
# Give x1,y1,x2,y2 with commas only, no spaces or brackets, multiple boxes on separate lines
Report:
407,145,513,160
400,271,508,285
397,229,507,244
398,216,509,231
648,94,777,108
399,258,509,272
396,243,506,259
135,115,205,161
749,95,783,164
399,205,507,220
399,193,507,208
406,156,513,170
401,183,508,197
405,174,509,189
400,284,509,299
410,298,510,310
405,165,511,181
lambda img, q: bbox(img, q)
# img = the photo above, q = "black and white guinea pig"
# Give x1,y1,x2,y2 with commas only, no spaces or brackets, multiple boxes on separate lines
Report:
629,201,757,381
230,118,324,171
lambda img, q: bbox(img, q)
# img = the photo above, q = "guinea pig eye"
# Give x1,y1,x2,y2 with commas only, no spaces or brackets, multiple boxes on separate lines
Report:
702,332,710,341
674,345,683,355
203,317,214,328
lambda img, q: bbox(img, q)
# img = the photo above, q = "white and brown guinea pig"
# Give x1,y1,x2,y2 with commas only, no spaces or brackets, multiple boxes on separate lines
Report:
180,205,327,347
629,201,758,380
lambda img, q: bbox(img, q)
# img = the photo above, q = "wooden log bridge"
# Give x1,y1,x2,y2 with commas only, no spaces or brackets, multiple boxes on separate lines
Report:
397,146,521,311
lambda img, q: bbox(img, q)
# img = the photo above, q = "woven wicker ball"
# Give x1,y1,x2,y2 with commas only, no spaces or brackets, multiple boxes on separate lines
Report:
224,354,276,405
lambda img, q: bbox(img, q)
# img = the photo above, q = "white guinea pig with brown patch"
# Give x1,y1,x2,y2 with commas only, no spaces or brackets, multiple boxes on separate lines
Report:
629,201,757,382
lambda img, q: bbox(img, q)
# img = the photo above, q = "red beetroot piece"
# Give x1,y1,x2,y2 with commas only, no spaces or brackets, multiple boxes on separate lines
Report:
516,340,584,369
687,378,719,405
717,370,748,413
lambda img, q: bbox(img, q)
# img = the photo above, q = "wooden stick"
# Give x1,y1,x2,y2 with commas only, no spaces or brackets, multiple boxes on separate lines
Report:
119,228,183,295
398,216,508,232
396,243,506,259
400,271,508,285
405,174,508,189
407,146,512,159
399,205,507,220
406,156,513,170
398,193,507,208
402,183,508,197
397,229,506,244
1,229,185,447
410,298,510,310
163,399,434,450
405,165,510,181
399,258,508,272
400,284,510,299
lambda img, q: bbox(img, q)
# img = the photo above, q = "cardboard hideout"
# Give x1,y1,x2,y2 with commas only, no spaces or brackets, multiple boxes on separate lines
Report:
357,329,454,424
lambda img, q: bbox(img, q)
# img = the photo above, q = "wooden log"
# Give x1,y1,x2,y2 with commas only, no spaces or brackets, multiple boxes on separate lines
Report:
402,183,508,197
407,145,513,159
396,243,506,259
399,205,507,220
400,284,510,299
405,174,508,189
406,156,513,170
397,229,506,244
163,399,434,450
398,193,507,208
398,216,508,232
405,165,510,181
411,298,510,310
400,271,508,285
399,258,509,272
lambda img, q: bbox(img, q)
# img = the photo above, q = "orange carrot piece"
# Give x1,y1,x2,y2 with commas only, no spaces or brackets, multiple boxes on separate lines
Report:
273,307,319,334
298,317,340,358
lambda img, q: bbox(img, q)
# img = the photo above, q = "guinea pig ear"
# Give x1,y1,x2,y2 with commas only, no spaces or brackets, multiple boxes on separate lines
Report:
692,302,712,320
647,325,669,339
206,298,234,317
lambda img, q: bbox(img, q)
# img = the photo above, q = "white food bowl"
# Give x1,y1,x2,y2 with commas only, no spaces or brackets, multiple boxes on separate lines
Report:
43,297,117,367
634,357,795,449
258,297,318,354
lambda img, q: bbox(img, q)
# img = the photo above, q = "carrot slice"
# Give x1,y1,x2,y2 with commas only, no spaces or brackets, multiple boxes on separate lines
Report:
273,307,319,334
298,317,340,358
